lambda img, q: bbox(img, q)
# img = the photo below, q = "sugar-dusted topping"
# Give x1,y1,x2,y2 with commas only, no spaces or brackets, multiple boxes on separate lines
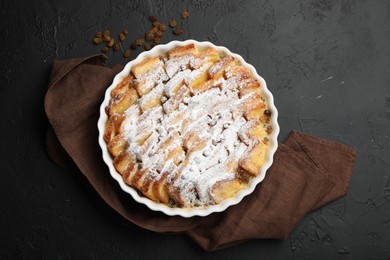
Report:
184,61,213,86
164,69,190,97
134,63,169,92
137,63,169,83
123,90,231,205
220,75,242,92
108,46,271,208
121,66,263,206
138,82,164,109
165,55,194,78
141,131,183,175
208,61,223,77
122,105,140,133
238,120,257,146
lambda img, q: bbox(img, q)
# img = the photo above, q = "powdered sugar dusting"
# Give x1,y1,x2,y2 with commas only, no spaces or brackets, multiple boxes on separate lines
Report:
114,48,269,208
164,69,190,97
165,55,193,78
135,64,169,95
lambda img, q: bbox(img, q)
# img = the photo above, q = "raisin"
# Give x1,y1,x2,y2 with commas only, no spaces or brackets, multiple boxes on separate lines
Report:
169,20,177,28
107,38,115,47
264,110,271,117
266,125,273,135
153,37,161,44
113,43,120,51
136,38,144,46
149,16,157,23
159,23,167,32
145,31,154,42
93,37,102,44
181,10,189,19
103,35,111,42
173,29,183,35
119,33,126,42
123,49,131,58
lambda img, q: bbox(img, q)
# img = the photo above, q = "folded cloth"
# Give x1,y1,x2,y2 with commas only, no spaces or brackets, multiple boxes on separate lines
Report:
44,55,357,251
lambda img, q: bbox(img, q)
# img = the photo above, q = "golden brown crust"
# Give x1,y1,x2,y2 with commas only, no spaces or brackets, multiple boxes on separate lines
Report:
168,43,198,57
111,75,133,99
211,178,247,204
107,87,138,116
239,141,268,176
131,56,162,78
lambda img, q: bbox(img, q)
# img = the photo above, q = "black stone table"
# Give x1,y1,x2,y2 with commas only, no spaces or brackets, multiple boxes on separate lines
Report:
1,0,389,258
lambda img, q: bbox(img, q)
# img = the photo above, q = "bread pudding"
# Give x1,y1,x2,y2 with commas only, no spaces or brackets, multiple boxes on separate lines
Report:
103,43,274,208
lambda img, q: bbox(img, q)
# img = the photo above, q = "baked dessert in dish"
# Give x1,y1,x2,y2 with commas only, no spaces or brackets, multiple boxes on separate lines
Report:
100,41,277,212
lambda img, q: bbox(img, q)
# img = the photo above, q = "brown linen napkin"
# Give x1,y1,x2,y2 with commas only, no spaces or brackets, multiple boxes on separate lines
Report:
44,55,357,251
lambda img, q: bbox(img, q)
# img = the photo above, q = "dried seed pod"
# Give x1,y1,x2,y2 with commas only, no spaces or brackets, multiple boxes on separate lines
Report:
122,29,128,35
113,43,120,51
102,46,109,53
173,29,183,35
123,49,131,58
107,38,115,47
152,21,160,28
149,16,157,23
119,33,126,42
93,37,103,44
131,42,137,50
95,31,102,38
103,30,110,37
169,20,177,28
150,27,158,34
136,38,144,46
145,31,154,42
144,44,151,51
159,23,166,32
181,10,189,19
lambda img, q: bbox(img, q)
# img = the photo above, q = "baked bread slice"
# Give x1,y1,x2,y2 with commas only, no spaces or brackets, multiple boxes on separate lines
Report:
103,44,273,208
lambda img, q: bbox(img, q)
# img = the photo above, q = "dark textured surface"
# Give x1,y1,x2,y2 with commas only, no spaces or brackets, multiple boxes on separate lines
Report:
1,0,389,258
